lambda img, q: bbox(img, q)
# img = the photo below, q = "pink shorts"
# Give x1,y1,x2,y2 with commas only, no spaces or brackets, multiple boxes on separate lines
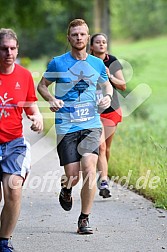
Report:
100,108,122,127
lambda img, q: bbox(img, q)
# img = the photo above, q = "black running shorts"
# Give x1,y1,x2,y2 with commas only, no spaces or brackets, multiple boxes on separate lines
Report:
57,128,102,166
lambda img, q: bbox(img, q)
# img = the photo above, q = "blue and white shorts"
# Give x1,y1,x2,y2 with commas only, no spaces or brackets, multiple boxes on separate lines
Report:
0,137,31,180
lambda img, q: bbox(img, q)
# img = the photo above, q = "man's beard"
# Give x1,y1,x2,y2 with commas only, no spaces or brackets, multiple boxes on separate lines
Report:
72,44,86,51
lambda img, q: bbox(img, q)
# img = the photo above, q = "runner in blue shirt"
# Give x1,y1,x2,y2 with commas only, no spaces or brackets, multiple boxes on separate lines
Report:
37,19,113,235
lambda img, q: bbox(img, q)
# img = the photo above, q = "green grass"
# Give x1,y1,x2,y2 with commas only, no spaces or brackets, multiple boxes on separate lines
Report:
108,36,167,209
30,36,167,209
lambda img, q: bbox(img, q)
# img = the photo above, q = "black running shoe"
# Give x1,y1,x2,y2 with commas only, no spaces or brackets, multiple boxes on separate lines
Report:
59,188,72,211
77,217,93,235
99,180,111,198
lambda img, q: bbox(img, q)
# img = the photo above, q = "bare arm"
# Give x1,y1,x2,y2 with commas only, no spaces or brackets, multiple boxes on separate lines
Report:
24,102,43,133
106,67,126,91
37,77,64,112
98,80,113,110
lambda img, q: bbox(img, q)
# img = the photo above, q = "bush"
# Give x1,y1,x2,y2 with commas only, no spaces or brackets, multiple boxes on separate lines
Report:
20,57,31,68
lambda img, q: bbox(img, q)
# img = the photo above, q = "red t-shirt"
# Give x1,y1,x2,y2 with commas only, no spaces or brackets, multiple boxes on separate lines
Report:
0,63,37,143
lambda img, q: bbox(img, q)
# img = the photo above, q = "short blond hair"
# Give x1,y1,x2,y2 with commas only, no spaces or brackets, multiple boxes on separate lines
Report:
67,19,89,35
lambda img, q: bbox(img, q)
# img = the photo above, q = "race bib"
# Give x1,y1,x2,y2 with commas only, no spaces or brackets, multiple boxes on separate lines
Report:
70,102,95,122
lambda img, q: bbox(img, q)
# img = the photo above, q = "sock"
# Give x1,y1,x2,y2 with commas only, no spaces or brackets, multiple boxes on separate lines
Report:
79,212,89,220
63,187,72,193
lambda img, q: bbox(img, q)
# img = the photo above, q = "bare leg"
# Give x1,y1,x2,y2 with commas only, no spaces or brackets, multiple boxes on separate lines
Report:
97,126,117,178
97,129,108,180
96,125,117,198
63,162,80,188
97,125,116,178
0,174,23,238
60,155,97,216
104,126,117,162
80,153,98,214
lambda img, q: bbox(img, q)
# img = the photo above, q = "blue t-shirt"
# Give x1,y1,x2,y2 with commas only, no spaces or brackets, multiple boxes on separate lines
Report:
44,52,108,134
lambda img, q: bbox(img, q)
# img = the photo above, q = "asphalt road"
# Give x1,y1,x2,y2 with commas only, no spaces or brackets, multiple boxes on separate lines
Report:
11,117,167,252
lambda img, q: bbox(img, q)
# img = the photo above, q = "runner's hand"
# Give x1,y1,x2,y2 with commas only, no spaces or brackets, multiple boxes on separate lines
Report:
98,95,111,110
49,99,64,112
27,114,43,133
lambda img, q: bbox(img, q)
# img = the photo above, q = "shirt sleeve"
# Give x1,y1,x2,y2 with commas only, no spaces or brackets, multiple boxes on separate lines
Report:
44,58,57,82
110,56,123,74
26,73,38,102
98,61,109,84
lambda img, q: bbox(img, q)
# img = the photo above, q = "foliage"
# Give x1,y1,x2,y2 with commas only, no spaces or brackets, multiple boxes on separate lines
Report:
108,35,167,209
111,0,167,40
1,0,167,58
19,57,31,68
0,0,93,58
0,0,43,30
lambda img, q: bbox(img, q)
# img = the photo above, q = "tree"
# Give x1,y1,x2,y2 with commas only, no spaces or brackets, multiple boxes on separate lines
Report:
93,0,111,43
0,0,112,58
112,0,167,40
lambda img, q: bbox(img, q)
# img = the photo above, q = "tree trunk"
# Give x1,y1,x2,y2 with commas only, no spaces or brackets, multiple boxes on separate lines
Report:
93,0,111,46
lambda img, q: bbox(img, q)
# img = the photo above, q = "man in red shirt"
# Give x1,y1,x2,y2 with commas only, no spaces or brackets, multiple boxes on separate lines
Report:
0,28,43,251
